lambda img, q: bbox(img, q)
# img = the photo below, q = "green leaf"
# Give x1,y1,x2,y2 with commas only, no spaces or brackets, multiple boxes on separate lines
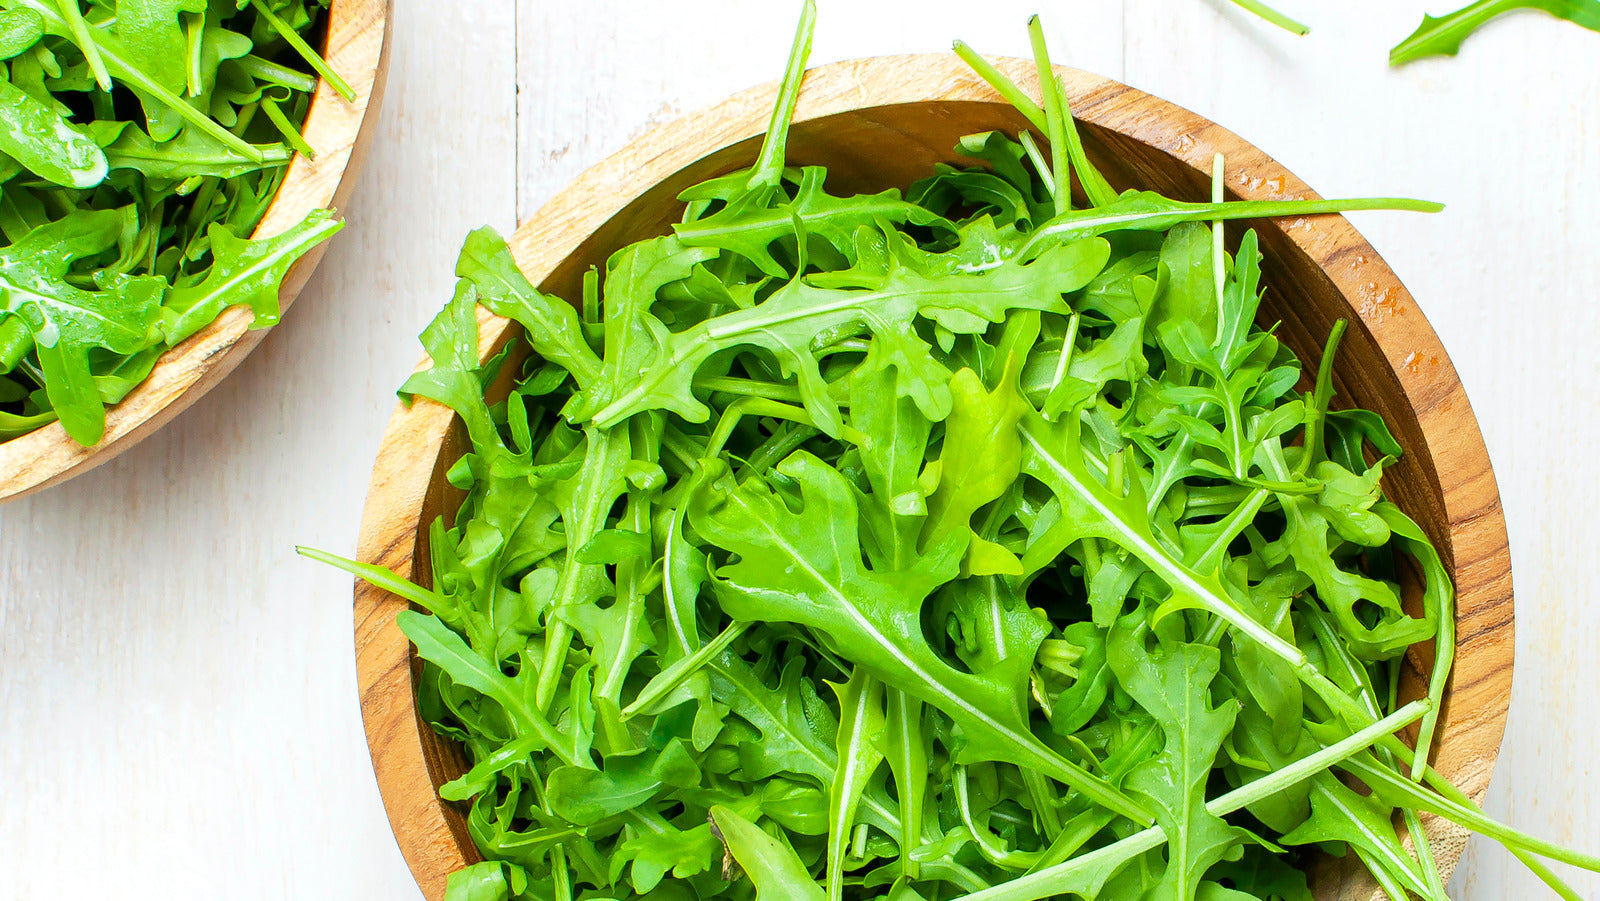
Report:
455,226,603,387
89,120,290,179
825,670,886,900
1279,773,1432,897
442,861,514,901
0,210,164,444
1108,629,1246,901
676,166,953,278
0,75,106,188
113,0,208,93
615,823,720,893
162,208,342,343
710,806,827,901
8,0,264,159
578,226,1111,435
0,9,45,59
1018,411,1302,667
546,740,699,825
1391,0,1600,66
923,362,1029,555
396,610,573,765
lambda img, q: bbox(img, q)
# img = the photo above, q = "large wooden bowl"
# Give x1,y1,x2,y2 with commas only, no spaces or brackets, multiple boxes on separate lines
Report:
0,0,392,502
353,55,1513,900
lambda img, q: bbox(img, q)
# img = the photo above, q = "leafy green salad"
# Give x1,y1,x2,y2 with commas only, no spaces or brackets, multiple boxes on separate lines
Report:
0,0,346,447
311,6,1598,901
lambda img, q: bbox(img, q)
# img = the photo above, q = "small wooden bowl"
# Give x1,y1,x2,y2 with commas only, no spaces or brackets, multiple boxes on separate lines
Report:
354,55,1514,900
0,0,392,502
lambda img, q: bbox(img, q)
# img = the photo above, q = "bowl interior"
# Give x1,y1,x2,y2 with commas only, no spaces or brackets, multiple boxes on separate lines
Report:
374,66,1508,900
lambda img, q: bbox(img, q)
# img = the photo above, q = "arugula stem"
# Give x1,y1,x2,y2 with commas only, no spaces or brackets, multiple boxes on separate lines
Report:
183,12,203,97
55,0,111,91
1042,312,1080,419
1020,196,1444,259
248,0,355,102
699,375,805,403
1027,18,1072,217
1211,153,1228,347
1297,317,1347,477
749,0,816,191
951,40,1046,131
236,54,319,94
260,95,315,160
1027,15,1117,208
550,845,572,901
1021,767,1064,843
1342,752,1600,871
1404,805,1449,901
707,396,861,458
1228,0,1312,35
295,546,447,612
738,420,817,479
1017,131,1054,195
621,621,751,719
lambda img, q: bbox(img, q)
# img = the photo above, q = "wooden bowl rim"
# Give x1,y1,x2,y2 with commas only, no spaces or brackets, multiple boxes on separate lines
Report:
353,53,1514,900
0,0,394,503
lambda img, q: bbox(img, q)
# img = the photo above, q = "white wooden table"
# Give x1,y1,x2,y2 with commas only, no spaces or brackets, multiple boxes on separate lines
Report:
2,1,1595,897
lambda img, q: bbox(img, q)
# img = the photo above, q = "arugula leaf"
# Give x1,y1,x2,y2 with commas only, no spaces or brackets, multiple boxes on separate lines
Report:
113,0,208,94
1391,0,1600,66
1108,627,1246,901
455,226,603,388
161,208,342,342
710,806,827,901
825,669,886,901
0,209,162,443
0,75,106,187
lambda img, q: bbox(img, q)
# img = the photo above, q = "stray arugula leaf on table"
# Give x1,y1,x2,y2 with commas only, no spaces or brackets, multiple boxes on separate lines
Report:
1391,0,1600,65
308,4,1598,900
0,0,344,446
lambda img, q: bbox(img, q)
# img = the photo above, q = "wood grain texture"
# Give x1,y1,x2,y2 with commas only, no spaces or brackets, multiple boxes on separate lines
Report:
355,53,1513,900
0,0,393,503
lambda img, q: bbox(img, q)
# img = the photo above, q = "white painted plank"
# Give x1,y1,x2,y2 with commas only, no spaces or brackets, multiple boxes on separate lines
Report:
0,3,519,898
1121,2,1600,896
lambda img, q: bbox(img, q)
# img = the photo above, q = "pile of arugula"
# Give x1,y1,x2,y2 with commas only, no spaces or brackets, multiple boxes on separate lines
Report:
0,0,345,447
310,6,1598,900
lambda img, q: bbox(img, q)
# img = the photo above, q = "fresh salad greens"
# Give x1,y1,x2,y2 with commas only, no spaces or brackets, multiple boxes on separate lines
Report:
310,6,1595,901
1391,0,1600,65
0,0,345,447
